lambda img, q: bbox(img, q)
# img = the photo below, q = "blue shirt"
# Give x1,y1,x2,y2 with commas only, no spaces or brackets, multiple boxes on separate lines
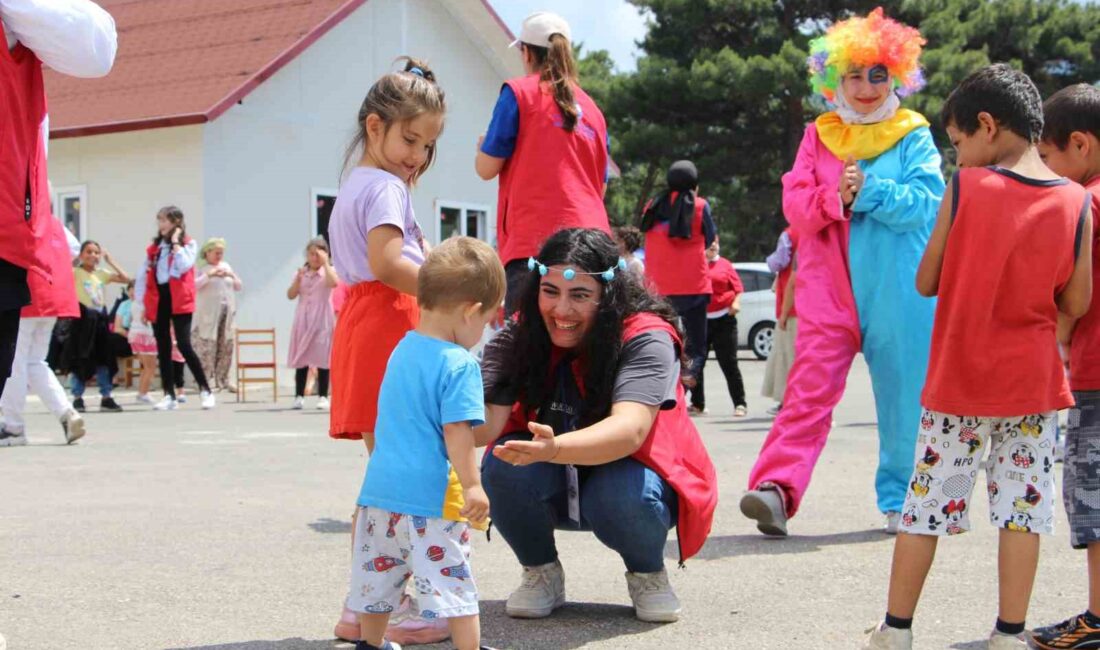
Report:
480,85,613,182
357,331,486,518
117,299,132,330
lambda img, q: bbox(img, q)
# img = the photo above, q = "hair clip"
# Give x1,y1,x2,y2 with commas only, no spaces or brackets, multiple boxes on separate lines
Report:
527,257,548,276
408,66,425,78
529,257,629,283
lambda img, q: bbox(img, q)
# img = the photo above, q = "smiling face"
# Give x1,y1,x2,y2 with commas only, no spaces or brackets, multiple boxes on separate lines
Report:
306,246,324,270
204,247,225,266
79,242,101,270
840,65,892,114
538,267,602,349
156,212,176,237
365,111,444,184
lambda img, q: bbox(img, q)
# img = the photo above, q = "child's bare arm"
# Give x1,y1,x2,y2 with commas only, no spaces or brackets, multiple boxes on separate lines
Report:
916,178,955,297
367,225,419,296
1057,313,1078,347
1057,210,1093,319
472,404,511,447
443,421,489,524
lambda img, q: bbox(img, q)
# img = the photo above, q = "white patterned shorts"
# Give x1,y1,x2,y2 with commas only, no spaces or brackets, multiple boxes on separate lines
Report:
347,506,478,619
899,409,1058,536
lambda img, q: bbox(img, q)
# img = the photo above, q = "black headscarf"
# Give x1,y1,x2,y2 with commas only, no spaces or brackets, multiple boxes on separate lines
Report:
638,160,698,239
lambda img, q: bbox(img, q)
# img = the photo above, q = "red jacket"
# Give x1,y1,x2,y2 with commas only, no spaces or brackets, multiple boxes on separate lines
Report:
495,74,610,264
644,196,712,296
494,313,717,562
705,256,742,314
143,240,196,320
0,27,51,280
22,216,78,319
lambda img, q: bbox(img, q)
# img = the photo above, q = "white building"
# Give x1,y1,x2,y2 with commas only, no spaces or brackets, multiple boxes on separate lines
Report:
43,0,521,384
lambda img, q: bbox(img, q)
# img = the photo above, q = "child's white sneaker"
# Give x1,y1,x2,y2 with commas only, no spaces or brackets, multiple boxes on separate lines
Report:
987,631,1028,649
292,396,304,410
153,396,178,411
863,622,913,650
136,393,154,404
317,396,330,411
200,390,215,410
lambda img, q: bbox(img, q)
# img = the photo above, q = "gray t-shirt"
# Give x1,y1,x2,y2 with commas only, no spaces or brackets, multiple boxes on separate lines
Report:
481,322,680,411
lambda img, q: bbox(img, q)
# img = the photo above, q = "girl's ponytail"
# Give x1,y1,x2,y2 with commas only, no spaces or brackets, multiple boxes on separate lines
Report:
541,34,578,131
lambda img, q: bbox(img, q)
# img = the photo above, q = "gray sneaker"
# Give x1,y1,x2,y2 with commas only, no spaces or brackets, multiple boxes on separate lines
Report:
987,631,1028,649
61,410,85,445
740,487,788,536
625,568,681,623
863,622,913,649
884,511,901,535
0,428,27,447
505,560,565,618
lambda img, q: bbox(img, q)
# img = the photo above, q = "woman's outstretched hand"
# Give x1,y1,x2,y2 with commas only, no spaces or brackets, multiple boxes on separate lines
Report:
493,422,560,466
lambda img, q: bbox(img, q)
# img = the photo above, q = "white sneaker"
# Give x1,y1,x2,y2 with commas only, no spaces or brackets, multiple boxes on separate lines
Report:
292,396,304,410
625,568,681,623
136,393,154,404
176,392,187,403
506,560,565,618
0,428,27,447
863,622,913,649
200,390,216,410
61,410,85,445
987,631,1028,649
884,511,901,535
153,396,178,411
317,396,330,411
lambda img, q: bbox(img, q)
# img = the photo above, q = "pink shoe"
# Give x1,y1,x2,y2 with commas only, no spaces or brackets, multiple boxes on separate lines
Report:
386,595,451,645
334,604,359,642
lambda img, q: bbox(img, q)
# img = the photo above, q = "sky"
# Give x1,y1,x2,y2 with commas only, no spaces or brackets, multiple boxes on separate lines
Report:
489,1,648,72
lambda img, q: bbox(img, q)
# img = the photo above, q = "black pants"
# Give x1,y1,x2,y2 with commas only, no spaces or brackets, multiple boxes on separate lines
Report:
667,294,709,382
295,367,329,398
690,313,747,409
0,308,20,399
154,283,209,398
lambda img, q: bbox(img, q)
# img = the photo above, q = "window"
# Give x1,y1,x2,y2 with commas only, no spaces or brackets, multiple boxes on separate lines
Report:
435,201,490,244
53,185,87,241
739,270,775,292
310,187,338,244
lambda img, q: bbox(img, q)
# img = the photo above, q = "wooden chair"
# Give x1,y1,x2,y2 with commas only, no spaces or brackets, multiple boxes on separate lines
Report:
122,356,142,388
235,329,278,402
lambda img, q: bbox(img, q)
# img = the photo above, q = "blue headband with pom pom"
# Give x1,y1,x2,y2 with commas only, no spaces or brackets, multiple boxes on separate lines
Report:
528,257,628,282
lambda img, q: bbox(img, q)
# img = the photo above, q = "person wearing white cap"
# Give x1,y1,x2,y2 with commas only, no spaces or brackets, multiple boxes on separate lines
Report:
475,11,612,315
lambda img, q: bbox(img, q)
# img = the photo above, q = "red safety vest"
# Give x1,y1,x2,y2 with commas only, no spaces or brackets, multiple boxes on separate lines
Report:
495,74,610,264
493,312,718,562
0,24,51,279
22,217,78,319
644,195,712,296
143,240,196,320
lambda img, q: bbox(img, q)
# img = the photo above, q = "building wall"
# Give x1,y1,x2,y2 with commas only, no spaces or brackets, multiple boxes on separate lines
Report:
202,0,512,380
46,125,205,289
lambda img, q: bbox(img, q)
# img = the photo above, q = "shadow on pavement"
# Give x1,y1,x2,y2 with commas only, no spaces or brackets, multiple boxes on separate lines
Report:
949,641,987,649
307,517,352,534
670,528,887,560
838,421,879,429
168,640,345,649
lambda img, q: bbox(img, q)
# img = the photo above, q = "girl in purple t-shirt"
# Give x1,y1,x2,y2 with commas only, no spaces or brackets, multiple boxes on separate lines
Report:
326,57,447,646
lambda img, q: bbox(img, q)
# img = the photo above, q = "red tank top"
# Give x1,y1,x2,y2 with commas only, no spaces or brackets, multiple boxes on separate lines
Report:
1069,176,1100,391
495,74,610,264
0,26,51,277
644,195,711,297
922,167,1089,415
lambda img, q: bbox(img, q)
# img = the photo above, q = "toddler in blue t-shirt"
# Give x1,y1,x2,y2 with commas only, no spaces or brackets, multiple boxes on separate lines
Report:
348,236,505,650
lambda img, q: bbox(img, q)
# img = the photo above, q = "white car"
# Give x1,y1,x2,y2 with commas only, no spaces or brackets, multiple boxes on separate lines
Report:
733,262,777,360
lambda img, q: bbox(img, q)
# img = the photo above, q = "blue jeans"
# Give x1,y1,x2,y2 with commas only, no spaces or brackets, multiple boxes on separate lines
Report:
482,433,678,573
70,365,112,398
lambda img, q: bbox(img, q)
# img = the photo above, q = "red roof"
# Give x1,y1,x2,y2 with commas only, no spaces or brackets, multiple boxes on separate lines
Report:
45,0,368,138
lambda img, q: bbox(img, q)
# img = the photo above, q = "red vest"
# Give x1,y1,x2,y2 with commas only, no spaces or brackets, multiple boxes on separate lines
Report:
22,217,78,319
644,196,712,296
922,168,1086,416
0,26,51,278
496,74,610,264
494,313,718,562
143,240,196,320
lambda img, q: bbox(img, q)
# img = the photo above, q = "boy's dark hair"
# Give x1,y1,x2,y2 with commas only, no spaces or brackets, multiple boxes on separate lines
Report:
613,225,644,253
940,63,1044,143
1042,83,1100,149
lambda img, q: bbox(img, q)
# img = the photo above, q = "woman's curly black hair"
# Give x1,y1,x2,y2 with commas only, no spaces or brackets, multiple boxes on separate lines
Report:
506,228,682,425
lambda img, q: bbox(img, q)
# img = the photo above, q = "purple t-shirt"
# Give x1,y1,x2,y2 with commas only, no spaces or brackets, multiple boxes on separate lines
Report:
330,167,427,284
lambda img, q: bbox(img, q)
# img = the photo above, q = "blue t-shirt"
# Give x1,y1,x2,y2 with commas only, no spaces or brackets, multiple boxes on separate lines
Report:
357,331,486,518
117,299,133,330
480,85,612,182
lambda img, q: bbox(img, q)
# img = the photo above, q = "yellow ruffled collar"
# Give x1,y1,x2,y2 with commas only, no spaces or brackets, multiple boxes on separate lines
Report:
815,109,929,161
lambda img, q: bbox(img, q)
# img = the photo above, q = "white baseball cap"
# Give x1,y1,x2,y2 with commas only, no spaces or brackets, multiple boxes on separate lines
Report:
510,11,571,49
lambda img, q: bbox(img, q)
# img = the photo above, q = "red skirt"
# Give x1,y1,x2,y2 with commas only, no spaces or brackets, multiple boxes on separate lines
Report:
329,281,418,440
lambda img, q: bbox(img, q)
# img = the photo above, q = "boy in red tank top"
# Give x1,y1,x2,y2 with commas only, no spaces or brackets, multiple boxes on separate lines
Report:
1031,83,1100,650
865,64,1094,650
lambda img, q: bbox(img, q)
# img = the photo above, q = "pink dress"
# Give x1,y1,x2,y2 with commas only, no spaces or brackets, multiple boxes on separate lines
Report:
287,269,334,369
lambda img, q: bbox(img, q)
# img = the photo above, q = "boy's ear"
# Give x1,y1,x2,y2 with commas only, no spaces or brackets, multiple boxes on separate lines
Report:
976,111,998,141
1069,130,1093,157
464,301,484,321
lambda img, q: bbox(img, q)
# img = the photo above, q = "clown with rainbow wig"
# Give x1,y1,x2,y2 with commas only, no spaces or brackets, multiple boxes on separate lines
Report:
740,8,945,536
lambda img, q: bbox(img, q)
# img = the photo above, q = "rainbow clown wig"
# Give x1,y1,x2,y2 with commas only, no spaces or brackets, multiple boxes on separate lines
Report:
808,8,926,104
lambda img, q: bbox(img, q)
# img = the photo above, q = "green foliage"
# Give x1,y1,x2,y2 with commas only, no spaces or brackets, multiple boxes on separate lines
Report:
589,0,1100,261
